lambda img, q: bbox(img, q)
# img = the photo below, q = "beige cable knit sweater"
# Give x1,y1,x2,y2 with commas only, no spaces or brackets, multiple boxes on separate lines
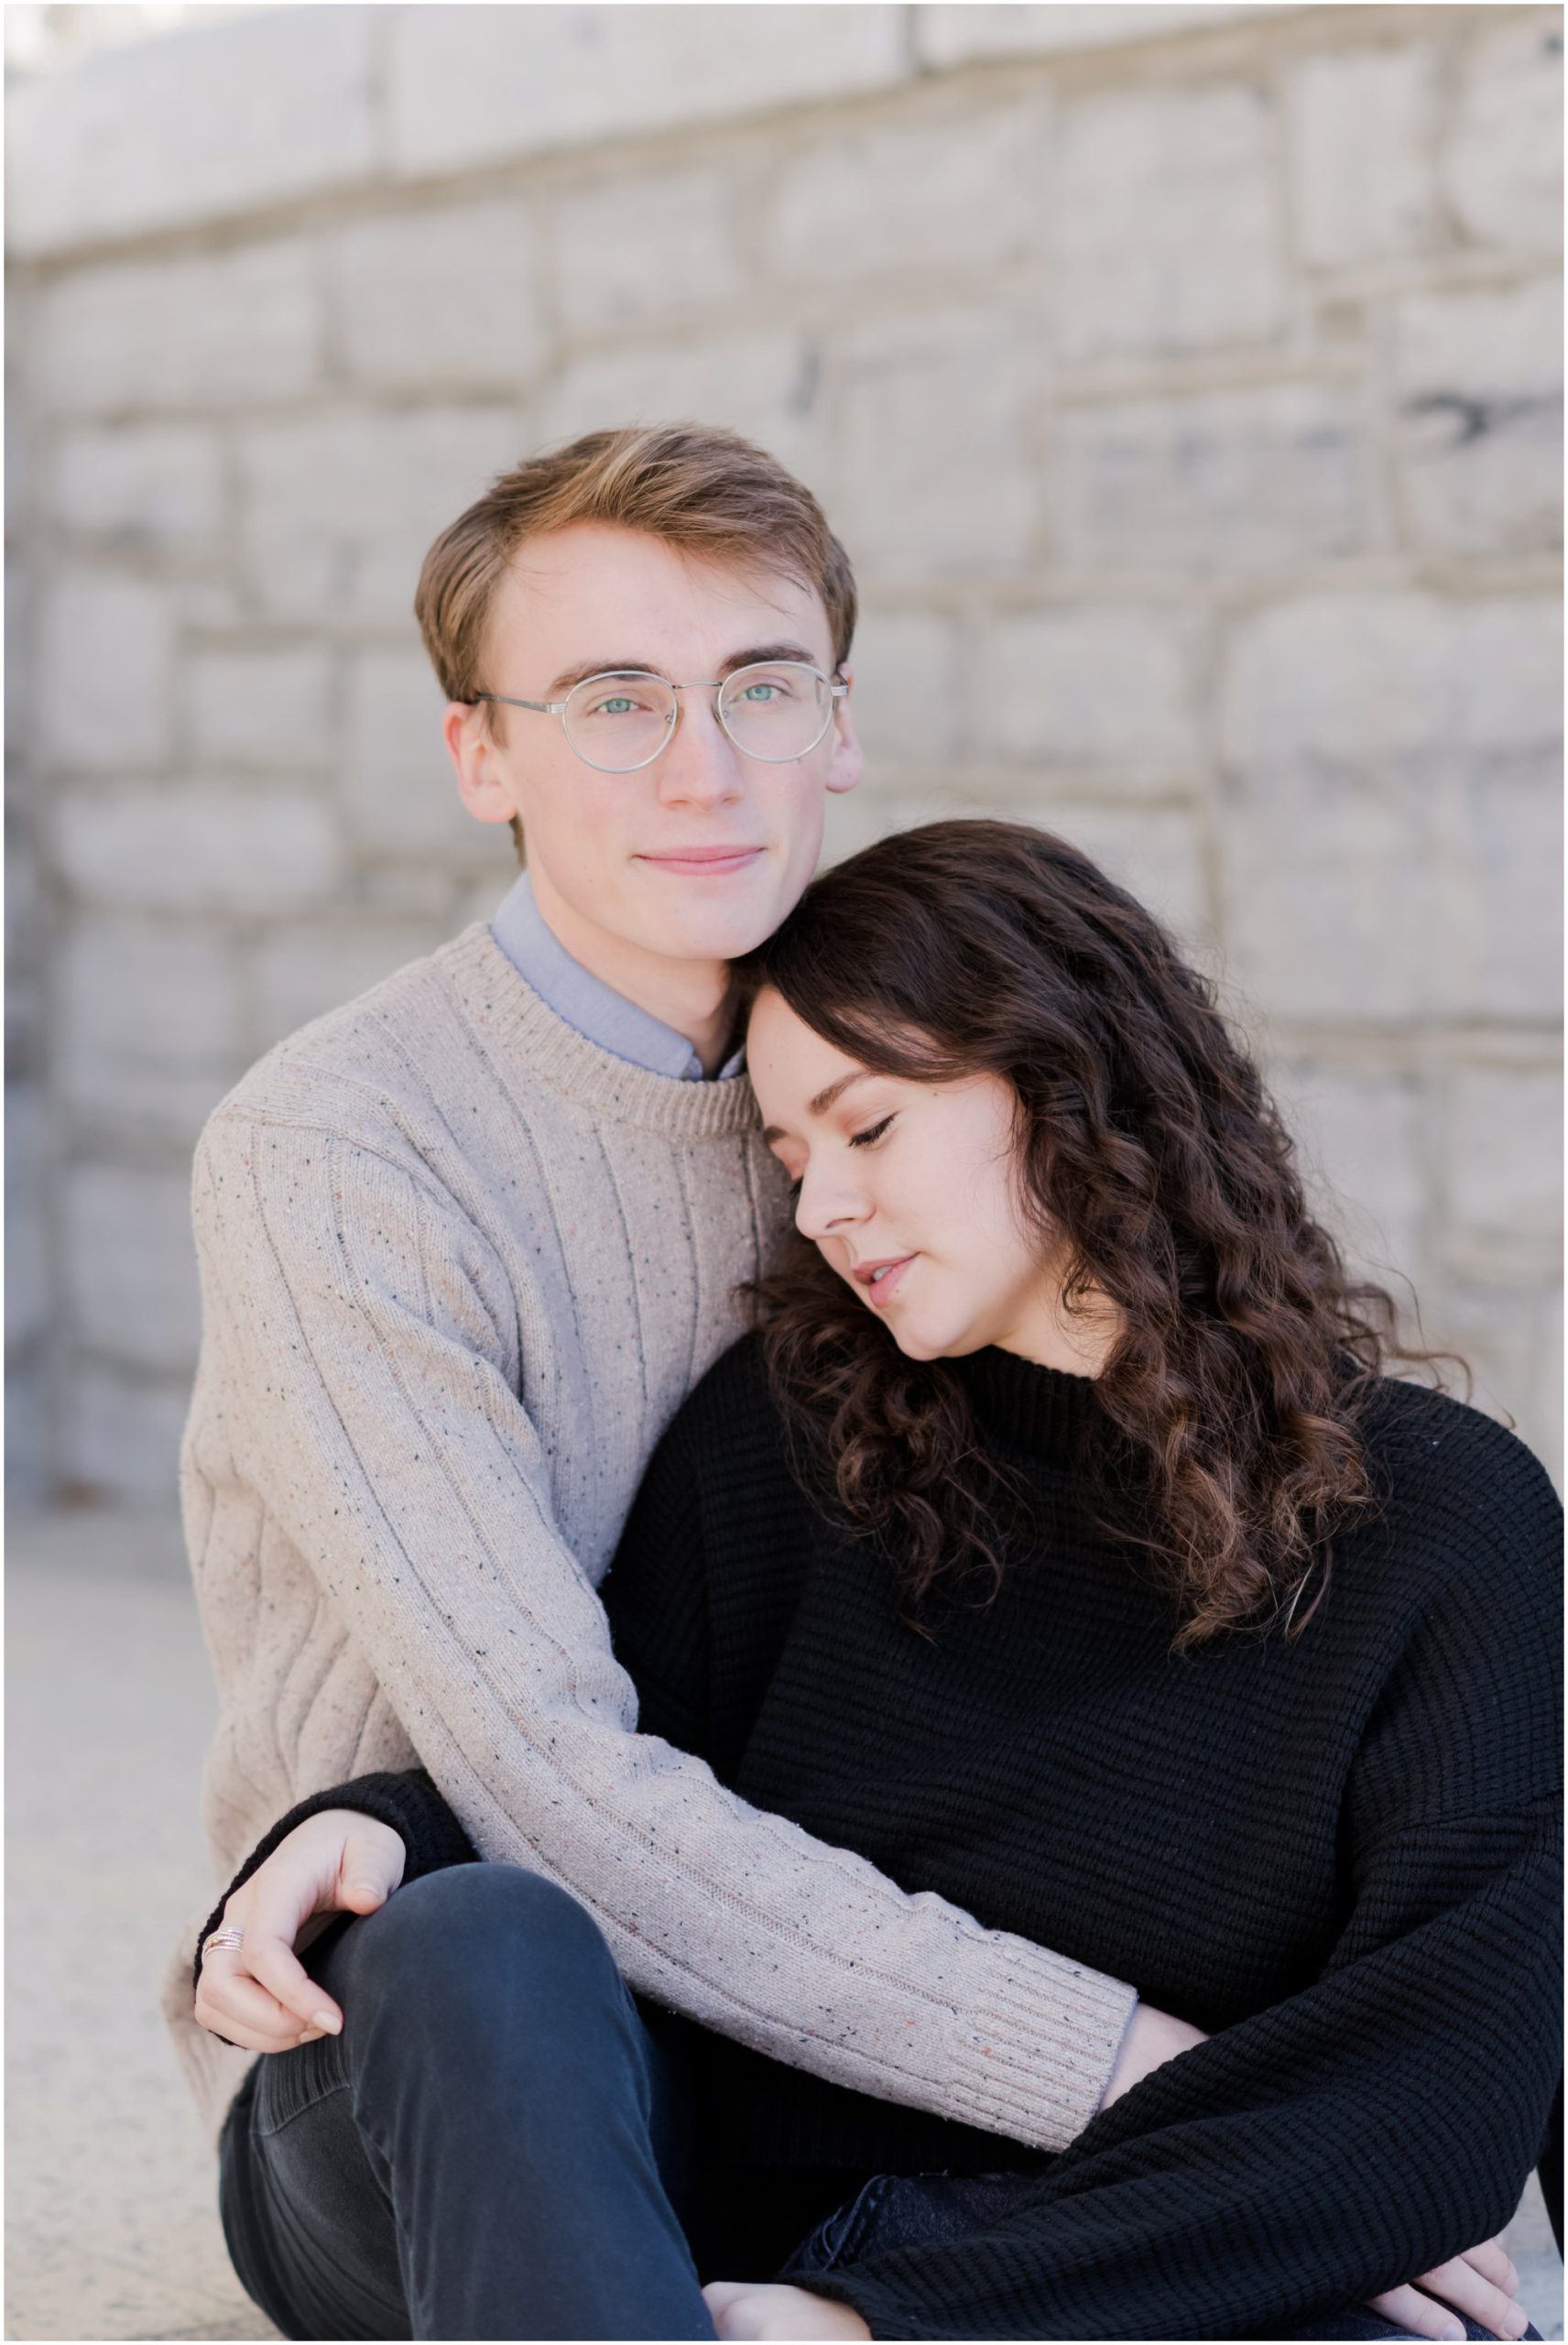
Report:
166,922,1136,2146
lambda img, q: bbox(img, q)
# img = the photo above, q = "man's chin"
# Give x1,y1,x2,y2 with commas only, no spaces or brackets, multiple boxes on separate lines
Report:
638,886,798,964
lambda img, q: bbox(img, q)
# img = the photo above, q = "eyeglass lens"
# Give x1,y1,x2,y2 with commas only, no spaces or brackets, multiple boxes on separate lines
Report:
562,664,833,771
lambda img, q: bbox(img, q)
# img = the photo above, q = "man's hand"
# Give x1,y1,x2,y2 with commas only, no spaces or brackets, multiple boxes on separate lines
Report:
192,1810,407,2052
702,2283,870,2339
1099,1999,1209,2107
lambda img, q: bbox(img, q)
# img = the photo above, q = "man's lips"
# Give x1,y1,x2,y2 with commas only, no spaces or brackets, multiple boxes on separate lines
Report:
637,846,765,873
850,1255,916,1308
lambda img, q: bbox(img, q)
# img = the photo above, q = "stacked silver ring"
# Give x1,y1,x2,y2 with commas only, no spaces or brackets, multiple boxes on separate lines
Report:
202,1924,245,1955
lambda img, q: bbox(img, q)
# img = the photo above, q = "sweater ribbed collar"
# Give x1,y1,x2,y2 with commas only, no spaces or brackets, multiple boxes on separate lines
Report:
949,1344,1100,1466
435,923,763,1140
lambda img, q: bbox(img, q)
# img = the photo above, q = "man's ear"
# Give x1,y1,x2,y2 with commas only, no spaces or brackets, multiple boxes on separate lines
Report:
444,701,521,830
825,668,863,798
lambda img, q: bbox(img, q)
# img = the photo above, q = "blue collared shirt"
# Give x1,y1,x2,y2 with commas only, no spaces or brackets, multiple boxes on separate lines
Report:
490,872,746,1083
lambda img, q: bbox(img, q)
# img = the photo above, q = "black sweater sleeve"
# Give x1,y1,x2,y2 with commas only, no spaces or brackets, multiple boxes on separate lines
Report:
192,1770,477,1998
792,1479,1563,2340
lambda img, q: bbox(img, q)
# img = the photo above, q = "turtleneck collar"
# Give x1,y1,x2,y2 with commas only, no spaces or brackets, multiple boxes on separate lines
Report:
948,1344,1101,1465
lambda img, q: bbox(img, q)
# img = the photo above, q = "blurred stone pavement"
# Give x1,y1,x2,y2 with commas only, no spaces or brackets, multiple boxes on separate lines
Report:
5,1510,1560,2341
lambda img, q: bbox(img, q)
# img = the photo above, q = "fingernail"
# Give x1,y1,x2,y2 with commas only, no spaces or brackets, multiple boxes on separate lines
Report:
312,2010,341,2034
1441,2326,1464,2341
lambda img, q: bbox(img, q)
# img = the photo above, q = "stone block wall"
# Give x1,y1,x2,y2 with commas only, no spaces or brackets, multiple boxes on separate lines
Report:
6,2,1562,1501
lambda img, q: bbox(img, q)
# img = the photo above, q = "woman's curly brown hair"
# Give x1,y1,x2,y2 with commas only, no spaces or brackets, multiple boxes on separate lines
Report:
735,819,1450,1648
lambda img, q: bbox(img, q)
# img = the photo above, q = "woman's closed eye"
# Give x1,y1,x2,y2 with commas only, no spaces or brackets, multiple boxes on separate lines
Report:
848,1114,896,1151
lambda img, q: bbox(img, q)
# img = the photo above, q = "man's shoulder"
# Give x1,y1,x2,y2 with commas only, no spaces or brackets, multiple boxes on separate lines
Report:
208,923,495,1142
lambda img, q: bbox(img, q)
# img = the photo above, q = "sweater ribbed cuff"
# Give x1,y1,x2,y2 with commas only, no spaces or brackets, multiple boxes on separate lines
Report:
940,1939,1138,2153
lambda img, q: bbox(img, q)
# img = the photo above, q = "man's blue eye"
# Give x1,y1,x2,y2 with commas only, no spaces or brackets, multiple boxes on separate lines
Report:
741,682,780,703
599,696,637,715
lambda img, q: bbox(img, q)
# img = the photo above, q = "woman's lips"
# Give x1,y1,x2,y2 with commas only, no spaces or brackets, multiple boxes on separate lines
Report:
855,1255,916,1309
637,847,765,876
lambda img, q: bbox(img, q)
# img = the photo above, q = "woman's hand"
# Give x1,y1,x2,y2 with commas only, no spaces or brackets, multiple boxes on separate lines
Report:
191,1810,407,2053
1366,2237,1527,2341
702,2283,870,2339
1101,2021,1528,2339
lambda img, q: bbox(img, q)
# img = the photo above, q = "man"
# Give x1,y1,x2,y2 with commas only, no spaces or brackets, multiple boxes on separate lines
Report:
171,423,1198,2338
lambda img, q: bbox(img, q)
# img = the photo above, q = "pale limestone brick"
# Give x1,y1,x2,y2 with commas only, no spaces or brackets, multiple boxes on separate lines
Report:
5,1080,49,1358
343,647,487,860
1269,1059,1425,1282
62,1163,201,1374
844,611,962,772
187,647,334,769
1218,593,1453,1023
552,169,744,339
1391,278,1563,558
1056,380,1365,576
35,573,176,770
1285,42,1439,269
57,918,242,1140
1039,801,1209,943
1442,12,1564,256
823,786,1208,943
833,310,1037,574
365,861,476,918
387,5,909,180
30,241,318,418
47,423,224,550
1447,1063,1563,1253
453,869,517,931
1054,82,1287,364
6,802,44,1067
5,8,375,256
972,606,1199,784
1443,597,1563,1021
761,99,1049,284
1220,593,1562,1024
1437,1280,1562,1490
326,201,545,394
918,5,1261,67
538,334,829,494
63,1367,191,1502
247,918,445,1053
53,784,343,915
235,407,524,625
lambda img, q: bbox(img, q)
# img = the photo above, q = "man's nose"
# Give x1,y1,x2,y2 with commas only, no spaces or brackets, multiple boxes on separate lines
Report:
653,690,745,808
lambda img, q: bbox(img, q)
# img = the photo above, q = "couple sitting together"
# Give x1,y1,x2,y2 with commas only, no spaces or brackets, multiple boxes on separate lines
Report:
170,423,1560,2342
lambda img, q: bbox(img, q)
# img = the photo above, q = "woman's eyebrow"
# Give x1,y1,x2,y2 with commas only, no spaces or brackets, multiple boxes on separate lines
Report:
762,1070,876,1143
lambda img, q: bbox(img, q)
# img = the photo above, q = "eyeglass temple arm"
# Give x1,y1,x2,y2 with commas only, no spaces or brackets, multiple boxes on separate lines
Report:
471,692,562,714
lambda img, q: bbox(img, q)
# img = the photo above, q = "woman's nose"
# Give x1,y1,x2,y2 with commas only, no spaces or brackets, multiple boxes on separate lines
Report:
794,1168,869,1244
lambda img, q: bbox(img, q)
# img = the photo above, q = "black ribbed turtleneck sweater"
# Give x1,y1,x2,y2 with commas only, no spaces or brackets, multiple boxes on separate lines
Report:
211,1333,1562,2340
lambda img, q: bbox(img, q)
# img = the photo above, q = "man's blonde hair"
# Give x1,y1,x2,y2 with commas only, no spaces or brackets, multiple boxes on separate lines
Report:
414,422,858,857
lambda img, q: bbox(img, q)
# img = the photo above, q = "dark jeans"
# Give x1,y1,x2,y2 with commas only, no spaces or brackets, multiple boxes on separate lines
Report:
789,2169,1544,2340
220,1865,1542,2342
219,1866,715,2340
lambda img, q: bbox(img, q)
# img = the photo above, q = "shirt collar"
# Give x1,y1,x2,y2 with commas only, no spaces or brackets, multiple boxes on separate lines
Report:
490,872,746,1084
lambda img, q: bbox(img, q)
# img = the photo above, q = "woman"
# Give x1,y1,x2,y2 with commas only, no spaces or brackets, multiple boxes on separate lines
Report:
197,823,1560,2340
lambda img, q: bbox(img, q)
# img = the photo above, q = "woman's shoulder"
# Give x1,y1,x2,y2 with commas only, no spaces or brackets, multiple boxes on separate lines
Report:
1354,1372,1562,1615
655,1330,801,1492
